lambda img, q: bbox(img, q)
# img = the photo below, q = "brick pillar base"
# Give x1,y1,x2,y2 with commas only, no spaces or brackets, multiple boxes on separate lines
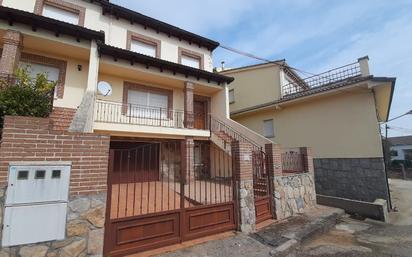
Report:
0,30,23,76
181,137,194,183
232,141,256,233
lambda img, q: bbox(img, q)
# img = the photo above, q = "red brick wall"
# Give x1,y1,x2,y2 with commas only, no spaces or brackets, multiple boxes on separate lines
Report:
49,107,77,131
0,116,110,196
231,141,253,181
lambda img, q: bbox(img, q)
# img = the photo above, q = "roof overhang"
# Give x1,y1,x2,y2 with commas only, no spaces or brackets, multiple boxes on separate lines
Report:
97,42,234,85
0,6,105,42
370,77,396,122
83,0,219,51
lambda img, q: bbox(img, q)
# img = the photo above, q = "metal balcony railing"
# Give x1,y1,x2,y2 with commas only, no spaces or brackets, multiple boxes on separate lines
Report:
282,61,362,97
95,100,209,130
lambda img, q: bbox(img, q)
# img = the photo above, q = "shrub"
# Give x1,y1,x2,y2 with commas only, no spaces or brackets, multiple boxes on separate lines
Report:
0,66,56,128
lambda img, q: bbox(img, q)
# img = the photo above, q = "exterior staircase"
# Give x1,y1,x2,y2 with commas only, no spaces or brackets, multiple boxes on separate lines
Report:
210,116,264,155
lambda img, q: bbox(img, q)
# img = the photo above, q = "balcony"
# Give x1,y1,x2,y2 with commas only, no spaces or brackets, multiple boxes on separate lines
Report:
93,100,211,137
282,61,362,98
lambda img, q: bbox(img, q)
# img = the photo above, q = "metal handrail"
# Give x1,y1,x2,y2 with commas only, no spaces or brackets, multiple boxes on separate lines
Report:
282,61,362,97
210,116,262,150
94,100,210,130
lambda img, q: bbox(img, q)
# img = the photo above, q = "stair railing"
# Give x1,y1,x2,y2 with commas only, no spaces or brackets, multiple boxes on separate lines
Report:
210,116,262,151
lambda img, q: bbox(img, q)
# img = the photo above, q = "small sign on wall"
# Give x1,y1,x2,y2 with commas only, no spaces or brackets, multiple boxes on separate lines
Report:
242,153,251,161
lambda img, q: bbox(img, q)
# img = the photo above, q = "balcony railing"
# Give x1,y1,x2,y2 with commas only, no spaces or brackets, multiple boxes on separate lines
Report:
282,61,362,97
95,100,209,130
281,149,305,173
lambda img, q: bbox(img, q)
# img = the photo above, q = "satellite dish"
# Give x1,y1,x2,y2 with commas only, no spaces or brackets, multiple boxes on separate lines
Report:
97,81,112,96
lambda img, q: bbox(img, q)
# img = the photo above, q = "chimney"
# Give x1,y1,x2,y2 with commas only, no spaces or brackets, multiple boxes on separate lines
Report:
358,56,370,76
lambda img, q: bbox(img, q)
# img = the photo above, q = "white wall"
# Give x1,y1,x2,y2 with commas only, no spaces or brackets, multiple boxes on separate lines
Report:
391,145,412,161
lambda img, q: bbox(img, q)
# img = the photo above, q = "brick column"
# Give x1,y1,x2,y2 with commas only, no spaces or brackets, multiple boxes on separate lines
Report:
0,30,23,76
184,81,194,129
181,137,195,184
232,141,256,233
300,147,314,173
265,144,283,177
265,143,282,219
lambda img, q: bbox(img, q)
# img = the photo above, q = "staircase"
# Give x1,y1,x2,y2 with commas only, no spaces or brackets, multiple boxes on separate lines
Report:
210,116,263,154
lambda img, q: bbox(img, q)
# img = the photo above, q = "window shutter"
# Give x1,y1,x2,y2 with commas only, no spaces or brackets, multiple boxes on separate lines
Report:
181,55,200,69
42,5,79,25
263,119,274,138
131,40,157,57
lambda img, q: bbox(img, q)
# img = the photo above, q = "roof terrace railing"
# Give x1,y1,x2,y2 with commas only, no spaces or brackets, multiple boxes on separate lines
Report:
282,61,362,97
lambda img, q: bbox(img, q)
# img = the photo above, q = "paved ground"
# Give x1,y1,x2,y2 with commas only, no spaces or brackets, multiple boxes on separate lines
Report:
388,178,412,225
152,179,412,257
154,206,342,257
292,179,412,257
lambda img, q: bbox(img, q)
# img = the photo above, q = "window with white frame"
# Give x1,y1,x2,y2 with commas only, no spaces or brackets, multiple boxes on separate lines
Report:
130,40,157,57
127,89,168,118
229,89,235,104
42,4,80,24
181,54,201,69
263,119,274,138
19,62,60,97
20,62,60,82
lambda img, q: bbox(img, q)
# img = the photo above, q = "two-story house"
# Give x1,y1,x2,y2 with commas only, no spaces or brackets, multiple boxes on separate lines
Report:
221,57,395,211
0,1,309,256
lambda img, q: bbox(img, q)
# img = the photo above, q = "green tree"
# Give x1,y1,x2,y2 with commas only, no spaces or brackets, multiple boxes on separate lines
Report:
0,66,56,128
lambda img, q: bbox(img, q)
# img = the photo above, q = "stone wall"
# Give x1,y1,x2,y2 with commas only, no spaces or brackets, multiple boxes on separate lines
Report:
314,158,390,203
0,189,106,257
273,173,317,220
238,180,256,233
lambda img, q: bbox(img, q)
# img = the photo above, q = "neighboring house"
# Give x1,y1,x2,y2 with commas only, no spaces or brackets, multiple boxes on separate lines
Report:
389,136,412,162
221,57,396,206
0,1,317,256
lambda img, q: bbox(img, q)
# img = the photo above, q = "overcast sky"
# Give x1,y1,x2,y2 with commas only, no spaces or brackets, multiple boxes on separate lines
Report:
112,0,412,137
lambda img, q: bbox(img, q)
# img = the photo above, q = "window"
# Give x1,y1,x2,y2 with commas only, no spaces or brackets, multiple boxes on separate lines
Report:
42,4,80,24
20,62,60,82
131,40,157,57
263,119,274,138
390,150,398,157
35,170,46,179
127,32,160,58
127,89,169,118
35,0,85,26
229,89,235,104
19,61,60,97
181,54,201,69
179,48,203,69
17,171,29,180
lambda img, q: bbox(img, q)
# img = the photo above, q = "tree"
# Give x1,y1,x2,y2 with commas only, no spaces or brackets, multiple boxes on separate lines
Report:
0,66,56,128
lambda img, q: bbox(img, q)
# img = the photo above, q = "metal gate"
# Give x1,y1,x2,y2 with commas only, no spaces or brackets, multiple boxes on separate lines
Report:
252,149,273,223
104,141,237,256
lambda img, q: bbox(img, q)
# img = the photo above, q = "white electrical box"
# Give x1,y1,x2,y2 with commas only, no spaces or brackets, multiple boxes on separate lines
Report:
6,165,71,205
2,203,67,246
2,164,71,247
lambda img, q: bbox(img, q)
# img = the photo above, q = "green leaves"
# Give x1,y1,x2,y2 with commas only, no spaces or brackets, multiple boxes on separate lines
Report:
0,66,56,127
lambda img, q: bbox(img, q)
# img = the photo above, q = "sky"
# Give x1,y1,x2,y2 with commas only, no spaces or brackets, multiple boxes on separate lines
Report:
112,0,412,137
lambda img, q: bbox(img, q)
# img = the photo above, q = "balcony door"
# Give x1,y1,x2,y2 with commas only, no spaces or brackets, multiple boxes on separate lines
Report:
194,100,207,130
127,89,168,119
